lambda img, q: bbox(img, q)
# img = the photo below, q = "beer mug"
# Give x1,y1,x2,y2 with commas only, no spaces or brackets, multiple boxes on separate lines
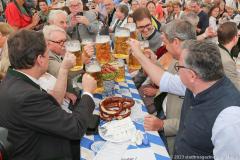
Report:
85,61,104,93
65,40,83,71
114,59,125,82
128,51,141,70
124,23,137,39
81,38,93,58
95,35,111,64
114,27,130,59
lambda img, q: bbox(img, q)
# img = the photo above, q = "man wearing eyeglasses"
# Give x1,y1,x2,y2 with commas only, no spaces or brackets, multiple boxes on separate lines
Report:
67,0,100,41
128,36,240,159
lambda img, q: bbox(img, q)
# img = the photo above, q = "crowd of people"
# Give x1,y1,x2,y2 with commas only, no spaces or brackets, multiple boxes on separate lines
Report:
0,0,240,159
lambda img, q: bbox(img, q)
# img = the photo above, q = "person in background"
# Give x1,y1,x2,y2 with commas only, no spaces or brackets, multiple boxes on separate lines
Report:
48,10,68,31
217,22,240,90
190,0,209,35
146,1,161,31
0,23,13,54
208,4,220,43
38,0,51,26
5,0,40,30
67,0,100,41
172,1,184,19
0,29,97,160
109,4,129,33
131,0,140,13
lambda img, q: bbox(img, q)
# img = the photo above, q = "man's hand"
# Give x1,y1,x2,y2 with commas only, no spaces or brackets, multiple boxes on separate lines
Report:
128,39,143,58
76,16,90,26
143,86,158,97
65,92,77,105
61,52,76,70
82,73,97,93
82,43,94,64
204,27,217,38
144,115,164,131
32,13,40,26
144,49,157,63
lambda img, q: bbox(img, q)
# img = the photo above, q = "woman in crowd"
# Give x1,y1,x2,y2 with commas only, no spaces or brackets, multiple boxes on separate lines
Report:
146,1,161,31
208,4,220,42
5,0,40,30
172,1,184,19
109,4,129,33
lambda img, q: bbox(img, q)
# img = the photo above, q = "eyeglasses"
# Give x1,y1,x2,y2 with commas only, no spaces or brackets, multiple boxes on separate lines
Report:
49,39,67,45
70,3,82,7
137,23,152,30
174,62,196,73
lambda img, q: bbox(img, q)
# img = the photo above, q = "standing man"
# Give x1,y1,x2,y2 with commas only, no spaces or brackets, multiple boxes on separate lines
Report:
190,0,209,35
0,29,97,160
217,22,240,90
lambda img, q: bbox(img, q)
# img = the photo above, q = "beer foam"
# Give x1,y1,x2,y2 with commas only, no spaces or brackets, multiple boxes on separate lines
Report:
96,36,110,44
124,23,136,32
66,45,81,52
86,64,101,72
115,29,130,37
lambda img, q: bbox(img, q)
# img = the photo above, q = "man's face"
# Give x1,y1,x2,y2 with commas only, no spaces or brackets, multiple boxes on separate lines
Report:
190,2,200,13
178,50,192,87
53,13,68,31
140,0,147,7
48,31,67,56
103,0,114,14
69,0,83,15
136,18,154,38
131,1,140,12
39,2,48,12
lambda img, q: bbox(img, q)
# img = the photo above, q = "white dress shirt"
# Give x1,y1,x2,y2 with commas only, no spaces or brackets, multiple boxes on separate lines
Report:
159,71,240,159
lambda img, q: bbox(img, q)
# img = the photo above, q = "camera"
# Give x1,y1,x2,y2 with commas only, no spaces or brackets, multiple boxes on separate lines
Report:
76,12,83,16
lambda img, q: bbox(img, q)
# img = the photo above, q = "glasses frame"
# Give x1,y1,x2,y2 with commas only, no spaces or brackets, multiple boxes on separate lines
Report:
49,39,67,46
136,23,152,31
174,62,198,75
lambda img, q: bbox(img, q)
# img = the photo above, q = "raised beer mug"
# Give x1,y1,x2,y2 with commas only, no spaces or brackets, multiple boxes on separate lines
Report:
85,61,104,93
95,35,111,64
114,27,130,59
81,38,93,59
65,40,83,71
124,23,137,39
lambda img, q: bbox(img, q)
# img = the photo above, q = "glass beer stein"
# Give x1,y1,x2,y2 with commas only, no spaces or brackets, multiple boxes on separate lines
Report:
95,35,111,64
65,40,83,71
85,61,104,93
114,27,130,59
124,23,137,40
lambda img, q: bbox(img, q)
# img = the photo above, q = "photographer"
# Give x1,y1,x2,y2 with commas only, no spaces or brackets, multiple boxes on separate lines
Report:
67,0,100,41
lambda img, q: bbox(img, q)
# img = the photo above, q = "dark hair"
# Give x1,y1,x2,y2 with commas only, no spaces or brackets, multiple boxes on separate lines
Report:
7,29,46,69
208,4,220,17
133,7,152,22
182,40,224,81
217,22,238,45
146,1,156,8
117,4,129,17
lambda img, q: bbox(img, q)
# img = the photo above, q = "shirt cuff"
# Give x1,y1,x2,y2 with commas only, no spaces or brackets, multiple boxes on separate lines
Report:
82,91,94,99
159,72,172,92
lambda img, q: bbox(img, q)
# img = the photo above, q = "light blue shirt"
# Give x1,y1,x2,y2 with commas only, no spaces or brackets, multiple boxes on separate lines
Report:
159,72,240,159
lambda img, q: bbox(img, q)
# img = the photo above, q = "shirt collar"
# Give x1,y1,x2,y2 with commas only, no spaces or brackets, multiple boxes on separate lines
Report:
15,69,40,86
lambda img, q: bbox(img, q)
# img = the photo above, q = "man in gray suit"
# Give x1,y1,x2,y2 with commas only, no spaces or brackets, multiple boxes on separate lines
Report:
217,22,240,90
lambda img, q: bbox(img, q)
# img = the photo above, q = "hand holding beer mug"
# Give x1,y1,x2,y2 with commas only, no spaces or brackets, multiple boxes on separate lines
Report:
61,52,76,70
82,39,94,64
85,61,104,93
65,40,83,71
95,35,111,64
114,27,130,59
127,39,142,58
82,73,97,93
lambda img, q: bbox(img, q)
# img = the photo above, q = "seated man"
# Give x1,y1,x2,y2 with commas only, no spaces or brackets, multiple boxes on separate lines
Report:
0,29,97,159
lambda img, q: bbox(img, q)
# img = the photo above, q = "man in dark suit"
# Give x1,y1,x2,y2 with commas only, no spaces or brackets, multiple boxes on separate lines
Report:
0,29,97,160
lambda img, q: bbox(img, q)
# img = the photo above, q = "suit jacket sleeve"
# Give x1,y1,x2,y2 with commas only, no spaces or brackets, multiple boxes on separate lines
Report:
15,92,95,140
163,118,180,137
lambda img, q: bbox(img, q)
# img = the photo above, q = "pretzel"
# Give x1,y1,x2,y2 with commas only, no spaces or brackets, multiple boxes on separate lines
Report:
99,97,135,121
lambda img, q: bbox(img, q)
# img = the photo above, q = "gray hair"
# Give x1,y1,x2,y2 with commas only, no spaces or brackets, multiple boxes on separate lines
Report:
48,10,68,24
162,19,196,42
43,25,66,40
181,12,199,27
190,0,203,6
182,40,224,82
66,0,82,7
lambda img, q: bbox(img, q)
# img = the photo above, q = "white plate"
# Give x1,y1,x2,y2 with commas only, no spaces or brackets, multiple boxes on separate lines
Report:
91,141,106,153
98,117,137,143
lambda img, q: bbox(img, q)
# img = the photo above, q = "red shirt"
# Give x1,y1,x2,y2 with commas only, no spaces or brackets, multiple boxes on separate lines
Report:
5,2,32,28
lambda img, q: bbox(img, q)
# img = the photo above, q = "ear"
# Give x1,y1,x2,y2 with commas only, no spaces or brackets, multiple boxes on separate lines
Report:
189,69,198,83
35,54,45,67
